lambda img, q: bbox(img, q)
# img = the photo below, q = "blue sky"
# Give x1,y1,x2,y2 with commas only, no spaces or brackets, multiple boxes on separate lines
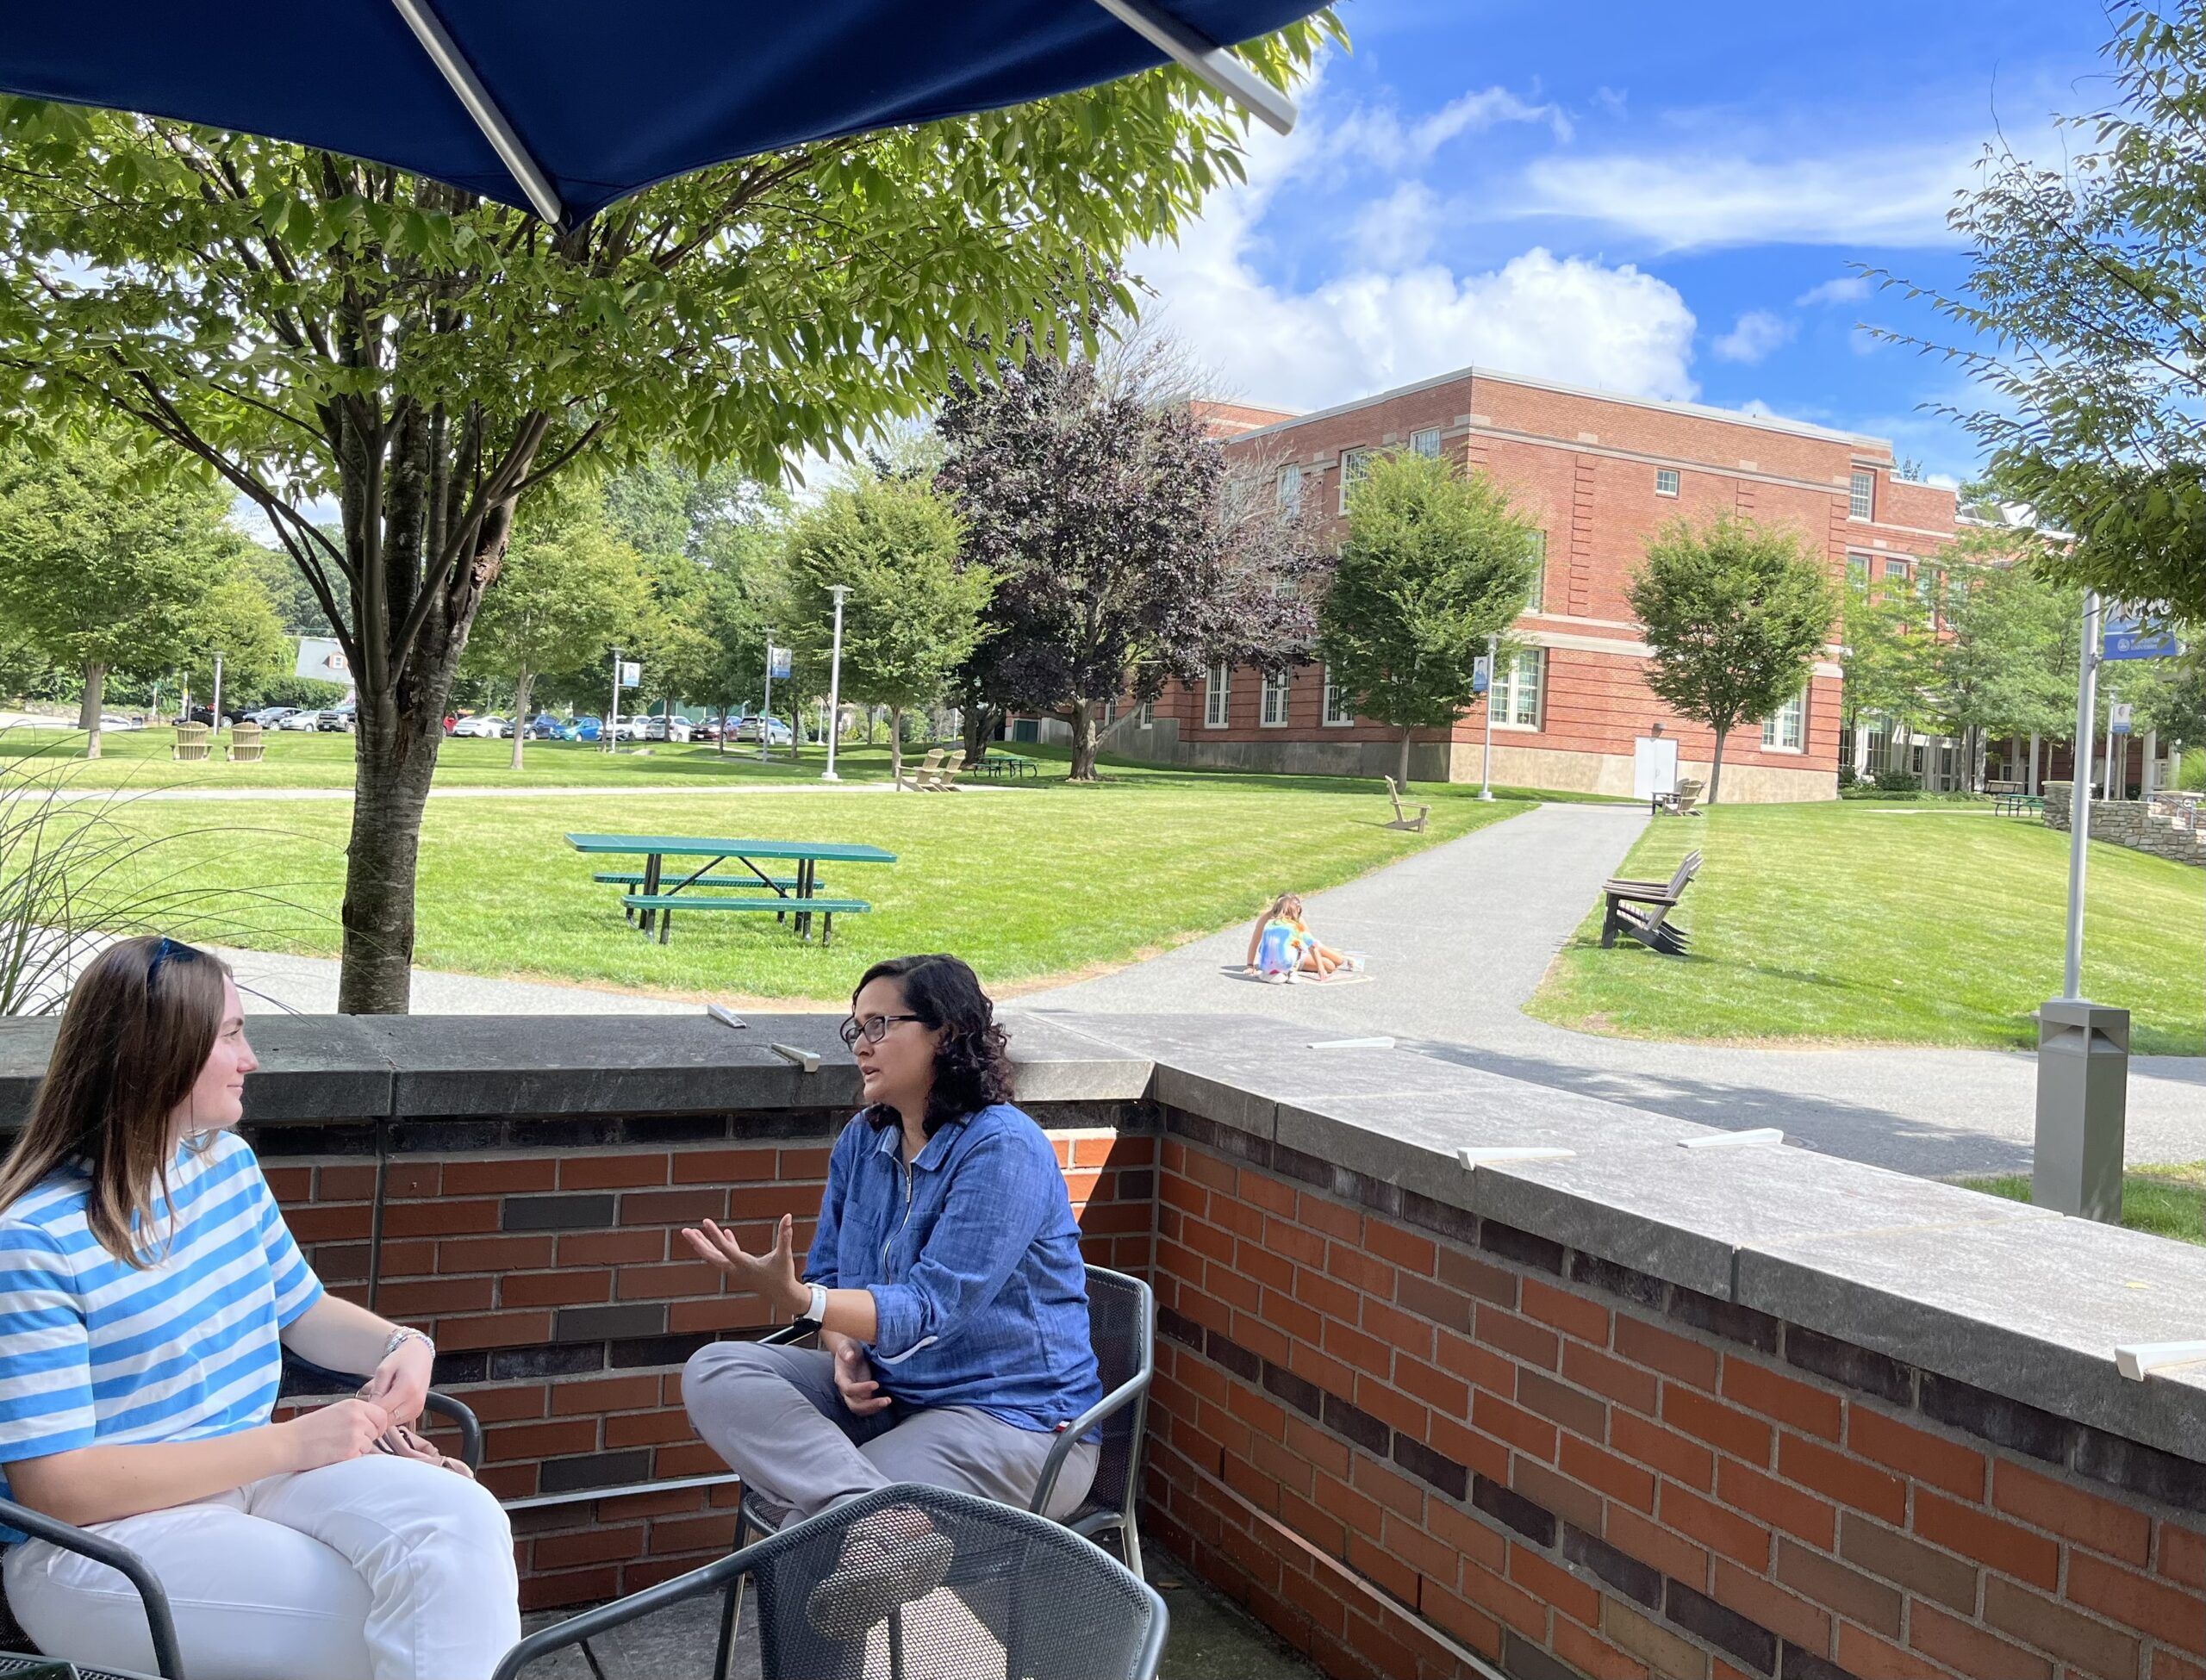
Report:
1132,0,2112,485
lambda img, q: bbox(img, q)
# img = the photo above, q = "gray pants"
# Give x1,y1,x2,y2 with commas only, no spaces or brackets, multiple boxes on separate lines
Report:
682,1341,1099,1527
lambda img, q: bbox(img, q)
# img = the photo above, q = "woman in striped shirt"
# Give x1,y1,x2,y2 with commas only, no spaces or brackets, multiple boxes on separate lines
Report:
0,936,520,1680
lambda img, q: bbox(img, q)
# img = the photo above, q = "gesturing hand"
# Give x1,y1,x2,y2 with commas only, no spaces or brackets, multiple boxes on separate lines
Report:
682,1213,804,1314
832,1341,891,1416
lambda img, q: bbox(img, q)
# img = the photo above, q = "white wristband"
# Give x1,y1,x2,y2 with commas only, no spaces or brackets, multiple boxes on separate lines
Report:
383,1326,434,1361
800,1283,829,1327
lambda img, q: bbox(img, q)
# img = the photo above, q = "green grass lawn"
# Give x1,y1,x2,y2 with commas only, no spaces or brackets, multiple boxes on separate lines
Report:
1526,801,2206,1055
1960,1162,2206,1248
74,771,1535,1002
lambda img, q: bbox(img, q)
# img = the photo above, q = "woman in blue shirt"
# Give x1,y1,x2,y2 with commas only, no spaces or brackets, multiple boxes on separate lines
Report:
682,954,1101,1629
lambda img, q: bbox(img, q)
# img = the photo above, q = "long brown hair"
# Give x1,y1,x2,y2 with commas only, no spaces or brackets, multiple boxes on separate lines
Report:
0,936,232,1266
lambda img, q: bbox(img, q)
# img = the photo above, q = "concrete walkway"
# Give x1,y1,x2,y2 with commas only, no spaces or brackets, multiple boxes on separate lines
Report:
1025,803,2206,1179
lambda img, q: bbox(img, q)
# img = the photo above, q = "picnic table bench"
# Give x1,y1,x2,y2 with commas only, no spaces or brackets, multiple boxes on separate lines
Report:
1985,779,2043,816
566,833,894,945
974,751,1041,780
1601,849,1700,956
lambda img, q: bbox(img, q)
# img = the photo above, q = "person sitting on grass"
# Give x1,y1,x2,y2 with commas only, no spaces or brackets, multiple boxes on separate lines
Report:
680,952,1101,1640
1243,892,1358,983
0,936,520,1680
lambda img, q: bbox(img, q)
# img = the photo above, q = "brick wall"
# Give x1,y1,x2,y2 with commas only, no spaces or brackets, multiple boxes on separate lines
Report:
254,1107,1154,1612
1146,1117,2206,1680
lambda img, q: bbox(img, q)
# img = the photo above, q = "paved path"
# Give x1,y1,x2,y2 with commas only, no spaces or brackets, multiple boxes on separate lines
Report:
1025,803,2206,1179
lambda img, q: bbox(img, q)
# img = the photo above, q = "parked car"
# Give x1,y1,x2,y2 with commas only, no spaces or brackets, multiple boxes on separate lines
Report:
245,706,297,726
689,718,723,744
96,713,146,732
315,702,355,732
642,715,692,743
525,713,569,740
570,715,602,744
277,709,325,731
732,716,794,746
616,717,651,741
450,713,510,738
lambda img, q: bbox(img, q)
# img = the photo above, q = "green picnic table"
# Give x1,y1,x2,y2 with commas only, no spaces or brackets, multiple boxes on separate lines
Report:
564,833,895,945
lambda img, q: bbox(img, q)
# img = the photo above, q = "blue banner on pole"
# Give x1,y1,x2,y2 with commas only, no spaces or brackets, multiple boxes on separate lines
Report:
2103,610,2181,661
769,647,792,680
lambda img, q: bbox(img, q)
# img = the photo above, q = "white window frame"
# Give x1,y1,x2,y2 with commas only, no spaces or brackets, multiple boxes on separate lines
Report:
1849,470,1875,520
1204,662,1231,728
1487,648,1544,730
1410,426,1443,460
1761,688,1806,752
1321,664,1354,727
1275,462,1303,513
1260,668,1291,728
1136,699,1153,728
1847,551,1871,589
1882,557,1911,588
1339,447,1376,513
1654,467,1680,499
1524,529,1547,614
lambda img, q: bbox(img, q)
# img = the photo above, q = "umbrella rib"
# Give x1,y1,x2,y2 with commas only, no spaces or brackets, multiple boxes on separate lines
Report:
1086,0,1298,135
388,0,565,223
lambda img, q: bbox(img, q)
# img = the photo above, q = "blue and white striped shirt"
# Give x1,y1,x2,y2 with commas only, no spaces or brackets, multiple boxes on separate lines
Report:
0,1131,322,1534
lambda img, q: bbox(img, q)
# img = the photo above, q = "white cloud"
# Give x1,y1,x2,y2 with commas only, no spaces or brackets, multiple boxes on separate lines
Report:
1513,143,1974,251
1349,182,1443,269
1712,310,1795,364
1797,275,1872,306
1324,83,1571,176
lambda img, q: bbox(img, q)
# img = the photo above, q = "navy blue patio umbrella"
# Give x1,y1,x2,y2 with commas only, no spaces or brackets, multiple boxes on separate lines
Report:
0,0,1324,228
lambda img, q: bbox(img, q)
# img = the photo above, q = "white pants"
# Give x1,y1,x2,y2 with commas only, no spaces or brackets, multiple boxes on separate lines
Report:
3,1454,520,1680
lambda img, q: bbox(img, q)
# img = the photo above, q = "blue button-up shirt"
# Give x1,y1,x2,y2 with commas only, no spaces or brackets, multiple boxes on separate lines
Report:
805,1103,1101,1434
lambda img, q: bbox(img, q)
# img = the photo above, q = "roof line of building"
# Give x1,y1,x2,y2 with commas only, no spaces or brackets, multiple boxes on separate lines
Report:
1227,363,1892,454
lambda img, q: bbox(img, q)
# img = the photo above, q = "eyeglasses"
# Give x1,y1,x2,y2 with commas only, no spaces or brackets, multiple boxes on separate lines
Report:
838,1013,924,1049
146,936,201,988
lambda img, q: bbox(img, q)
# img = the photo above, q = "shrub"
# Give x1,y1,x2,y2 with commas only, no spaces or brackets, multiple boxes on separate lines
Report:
1874,768,1922,793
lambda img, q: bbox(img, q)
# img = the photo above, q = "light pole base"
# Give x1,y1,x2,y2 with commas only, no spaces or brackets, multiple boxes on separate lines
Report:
2032,998,2129,1223
819,770,840,782
1477,790,1493,801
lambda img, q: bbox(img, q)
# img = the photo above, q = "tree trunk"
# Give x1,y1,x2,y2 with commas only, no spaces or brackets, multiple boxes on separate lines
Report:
509,669,533,771
866,707,877,746
888,705,904,787
1398,725,1413,788
962,705,998,766
79,663,106,760
716,705,728,756
336,690,447,1014
1069,698,1100,781
1707,726,1728,804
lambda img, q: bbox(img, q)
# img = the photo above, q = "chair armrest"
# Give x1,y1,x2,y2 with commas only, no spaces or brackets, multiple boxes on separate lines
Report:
0,1494,187,1679
280,1352,483,1472
1605,887,1682,906
491,1533,776,1680
1030,1367,1152,1519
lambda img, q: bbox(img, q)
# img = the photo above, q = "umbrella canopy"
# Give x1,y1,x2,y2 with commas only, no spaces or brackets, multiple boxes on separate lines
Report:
0,0,1323,227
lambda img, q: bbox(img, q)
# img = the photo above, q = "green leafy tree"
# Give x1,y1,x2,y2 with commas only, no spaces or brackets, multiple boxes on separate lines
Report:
467,494,641,768
193,573,295,712
782,476,991,785
0,20,1328,1009
0,429,238,756
1927,540,2078,784
1318,451,1540,787
1839,571,1933,757
1628,515,1835,804
1880,4,2206,621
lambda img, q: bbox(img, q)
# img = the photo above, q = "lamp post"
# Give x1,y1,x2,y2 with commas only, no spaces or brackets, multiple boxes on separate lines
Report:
820,584,849,783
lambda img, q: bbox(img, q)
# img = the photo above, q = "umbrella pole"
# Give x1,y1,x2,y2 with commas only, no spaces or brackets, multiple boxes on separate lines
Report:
1087,0,1299,134
389,0,566,223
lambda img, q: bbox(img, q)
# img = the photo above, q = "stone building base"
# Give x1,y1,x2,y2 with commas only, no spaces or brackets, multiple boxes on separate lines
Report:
1446,741,1836,804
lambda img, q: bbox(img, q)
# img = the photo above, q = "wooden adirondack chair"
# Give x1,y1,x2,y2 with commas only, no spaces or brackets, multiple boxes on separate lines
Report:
925,749,969,792
1601,849,1701,955
1382,775,1430,832
1652,776,1704,816
899,747,945,790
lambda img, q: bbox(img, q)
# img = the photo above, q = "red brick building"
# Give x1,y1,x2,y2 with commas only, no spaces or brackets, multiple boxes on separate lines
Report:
1112,366,1967,801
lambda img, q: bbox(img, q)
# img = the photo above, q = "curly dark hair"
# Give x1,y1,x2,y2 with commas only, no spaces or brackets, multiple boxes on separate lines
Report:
853,954,1016,1136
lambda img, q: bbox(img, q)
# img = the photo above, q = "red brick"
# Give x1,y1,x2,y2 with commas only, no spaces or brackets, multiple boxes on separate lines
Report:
375,1275,495,1316
442,1157,559,1194
372,1238,435,1277
1324,1241,1396,1300
1393,1353,1470,1418
1429,1496,1510,1574
1474,1391,1558,1462
1983,1577,2141,1678
520,1565,616,1611
1662,1384,1773,1465
1263,1215,1324,1267
1323,1316,1393,1379
1288,1416,1351,1480
1908,1602,2053,1680
1913,1489,2059,1591
1515,1456,1605,1540
1613,1315,1719,1391
648,1511,744,1553
605,1409,697,1448
1612,1409,1715,1491
1421,1583,1505,1660
445,1384,548,1423
1184,1148,1238,1193
1721,1360,1841,1442
625,1187,732,1223
1296,1192,1360,1242
1849,1405,1986,1502
1991,1459,2150,1567
1362,1219,1436,1276
561,1153,672,1189
1294,1266,1362,1328
382,1160,441,1199
1460,1559,1549,1641
1660,1483,1772,1570
1606,1501,1711,1590
1835,1622,1944,1680
1510,1540,1602,1626
1350,1454,1426,1522
2163,1524,2206,1590
1780,1433,1905,1525
1237,1168,1294,1216
1237,1238,1296,1295
670,1146,777,1185
670,1297,774,1333
655,1442,730,1478
431,1310,555,1350
533,1525,648,1569
284,1204,374,1243
1563,1341,1660,1416
382,1198,502,1236
2154,1653,2206,1680
1551,1614,1653,1680
1560,1434,1656,1513
1428,1413,1511,1484
1360,1297,1436,1360
2066,1552,2206,1656
1436,1327,1515,1395
486,1419,601,1461
264,1166,312,1201
1773,1538,1902,1636
1708,1559,1831,1652
1521,1279,1611,1347
502,1270,614,1308
438,1234,558,1272
1475,1305,1560,1372
557,1229,667,1266
316,1164,377,1200
551,1374,662,1416
1715,1457,1835,1548
1436,1245,1518,1308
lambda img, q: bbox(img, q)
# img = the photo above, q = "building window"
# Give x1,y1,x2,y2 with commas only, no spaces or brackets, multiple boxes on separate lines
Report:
1276,462,1303,512
1204,662,1230,728
1524,529,1547,613
1100,697,1117,726
1261,669,1291,727
1761,688,1805,751
1488,648,1544,729
1654,467,1680,499
1339,447,1376,513
1322,664,1354,726
1410,426,1443,459
1849,470,1875,520
1848,552,1870,589
1882,557,1911,590
1136,699,1153,728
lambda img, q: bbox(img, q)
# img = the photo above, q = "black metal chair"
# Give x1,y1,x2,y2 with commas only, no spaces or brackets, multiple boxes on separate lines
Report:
702,1265,1156,1680
493,1483,1168,1680
0,1357,483,1680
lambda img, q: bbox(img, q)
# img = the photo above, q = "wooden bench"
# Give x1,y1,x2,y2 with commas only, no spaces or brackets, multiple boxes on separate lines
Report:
1601,849,1700,956
620,893,872,946
1651,776,1704,817
1382,775,1430,833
